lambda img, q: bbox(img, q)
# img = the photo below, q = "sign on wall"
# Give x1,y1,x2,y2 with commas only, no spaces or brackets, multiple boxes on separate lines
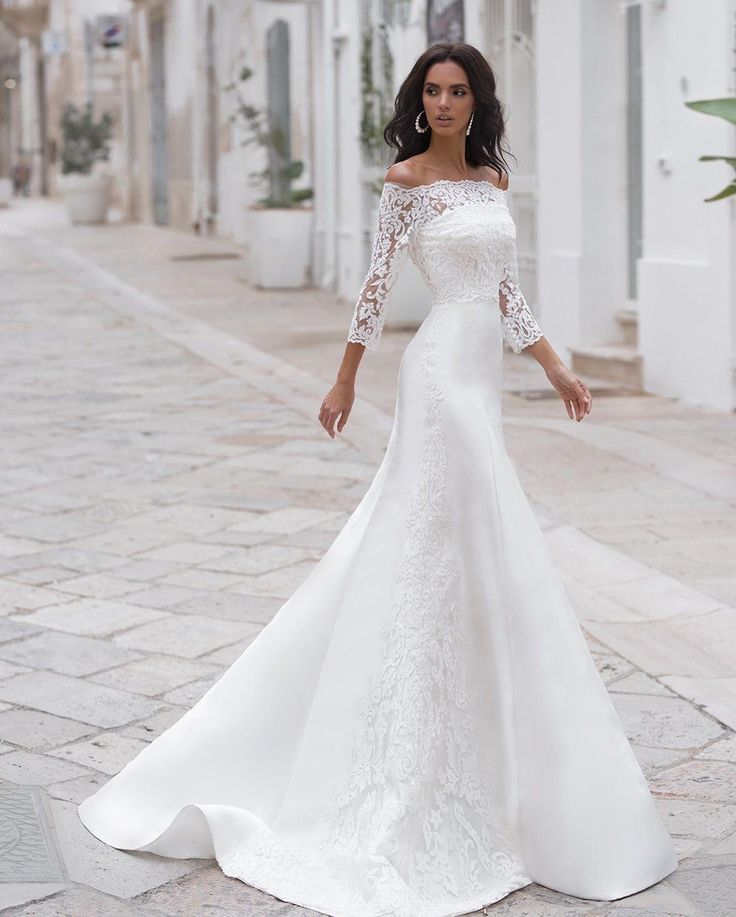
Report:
97,16,126,48
427,0,464,42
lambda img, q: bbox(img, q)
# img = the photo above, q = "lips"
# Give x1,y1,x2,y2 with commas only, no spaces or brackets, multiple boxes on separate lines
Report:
436,116,452,122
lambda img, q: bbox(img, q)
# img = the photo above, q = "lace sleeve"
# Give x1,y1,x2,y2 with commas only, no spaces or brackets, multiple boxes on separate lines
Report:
498,237,544,354
347,183,415,351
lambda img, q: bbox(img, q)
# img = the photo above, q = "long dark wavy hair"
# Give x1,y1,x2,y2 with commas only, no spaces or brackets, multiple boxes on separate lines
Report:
383,42,515,178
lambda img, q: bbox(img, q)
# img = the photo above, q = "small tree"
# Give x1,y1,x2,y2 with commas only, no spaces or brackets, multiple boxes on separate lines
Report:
684,97,736,202
224,65,312,208
59,103,113,176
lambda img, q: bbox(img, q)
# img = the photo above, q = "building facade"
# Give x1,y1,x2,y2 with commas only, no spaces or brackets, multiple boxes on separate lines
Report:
1,0,734,411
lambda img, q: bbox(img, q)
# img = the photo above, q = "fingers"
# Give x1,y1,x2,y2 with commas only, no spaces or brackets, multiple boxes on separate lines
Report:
580,380,593,414
324,408,336,438
318,401,327,433
318,399,345,438
575,379,592,420
563,379,592,422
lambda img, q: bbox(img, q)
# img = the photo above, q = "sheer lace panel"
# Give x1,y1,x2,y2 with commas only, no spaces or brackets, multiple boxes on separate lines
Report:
498,242,544,354
348,177,541,354
346,181,494,350
347,184,417,351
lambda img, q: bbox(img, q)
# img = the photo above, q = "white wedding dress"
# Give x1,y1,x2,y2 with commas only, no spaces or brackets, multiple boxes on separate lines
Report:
78,177,678,916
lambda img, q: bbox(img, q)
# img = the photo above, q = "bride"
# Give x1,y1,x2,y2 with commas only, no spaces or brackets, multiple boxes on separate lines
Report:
78,41,678,916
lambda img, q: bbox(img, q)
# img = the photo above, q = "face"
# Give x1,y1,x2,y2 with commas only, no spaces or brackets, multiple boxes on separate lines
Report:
422,60,475,134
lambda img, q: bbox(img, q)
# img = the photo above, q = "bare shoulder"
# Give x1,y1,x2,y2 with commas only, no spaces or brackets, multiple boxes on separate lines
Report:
481,165,509,190
384,158,426,188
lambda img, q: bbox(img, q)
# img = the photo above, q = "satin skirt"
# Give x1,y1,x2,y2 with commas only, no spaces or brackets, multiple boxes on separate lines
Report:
78,297,678,916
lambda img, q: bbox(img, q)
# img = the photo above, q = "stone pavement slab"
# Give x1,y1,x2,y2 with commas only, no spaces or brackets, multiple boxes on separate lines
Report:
48,733,152,776
0,671,166,728
111,613,259,658
48,799,199,899
0,709,95,751
11,599,170,638
661,676,736,733
0,631,143,677
87,653,223,697
0,201,734,914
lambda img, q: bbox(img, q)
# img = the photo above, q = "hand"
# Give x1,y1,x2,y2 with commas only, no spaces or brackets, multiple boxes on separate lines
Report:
318,381,355,438
544,362,592,421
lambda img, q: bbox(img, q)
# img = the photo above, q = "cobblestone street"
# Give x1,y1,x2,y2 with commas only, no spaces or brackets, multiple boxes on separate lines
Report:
1,200,735,916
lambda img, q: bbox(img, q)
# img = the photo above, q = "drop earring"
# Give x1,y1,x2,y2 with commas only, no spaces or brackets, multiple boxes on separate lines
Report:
466,110,475,136
415,110,429,134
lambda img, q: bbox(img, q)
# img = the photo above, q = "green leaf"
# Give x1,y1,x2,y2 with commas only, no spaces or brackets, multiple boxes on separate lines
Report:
703,181,736,202
698,155,736,170
685,97,736,124
59,102,113,174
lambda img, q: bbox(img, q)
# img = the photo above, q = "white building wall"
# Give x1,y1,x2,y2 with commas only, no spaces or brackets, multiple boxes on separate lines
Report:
335,0,368,304
536,0,627,359
336,1,432,326
17,37,41,194
213,0,312,247
638,0,735,411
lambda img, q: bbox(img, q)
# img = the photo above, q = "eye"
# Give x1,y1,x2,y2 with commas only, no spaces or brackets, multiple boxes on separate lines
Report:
424,88,466,95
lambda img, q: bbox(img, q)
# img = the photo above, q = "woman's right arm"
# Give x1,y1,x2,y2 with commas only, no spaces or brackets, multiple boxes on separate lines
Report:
318,180,416,438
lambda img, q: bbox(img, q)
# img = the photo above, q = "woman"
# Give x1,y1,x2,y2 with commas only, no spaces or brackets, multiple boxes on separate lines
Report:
78,42,678,916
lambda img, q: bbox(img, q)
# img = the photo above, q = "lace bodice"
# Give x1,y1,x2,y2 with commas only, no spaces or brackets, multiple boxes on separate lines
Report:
347,178,543,354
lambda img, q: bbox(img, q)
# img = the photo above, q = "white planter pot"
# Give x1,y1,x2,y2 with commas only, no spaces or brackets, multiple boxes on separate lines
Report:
0,178,11,207
248,205,313,288
57,172,112,224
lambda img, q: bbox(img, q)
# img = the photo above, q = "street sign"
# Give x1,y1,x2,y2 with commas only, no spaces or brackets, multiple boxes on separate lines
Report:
98,16,126,48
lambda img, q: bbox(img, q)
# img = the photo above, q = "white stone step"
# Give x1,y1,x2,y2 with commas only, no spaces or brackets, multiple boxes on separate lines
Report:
616,307,639,346
570,343,643,391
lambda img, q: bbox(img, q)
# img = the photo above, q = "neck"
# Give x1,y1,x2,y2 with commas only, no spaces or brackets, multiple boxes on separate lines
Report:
425,133,470,175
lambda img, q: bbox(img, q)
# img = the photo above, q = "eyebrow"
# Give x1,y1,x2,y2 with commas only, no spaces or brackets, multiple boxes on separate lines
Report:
424,81,469,89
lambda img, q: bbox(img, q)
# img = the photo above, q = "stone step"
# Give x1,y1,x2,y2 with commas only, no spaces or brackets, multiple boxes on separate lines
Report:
570,343,643,391
616,307,639,346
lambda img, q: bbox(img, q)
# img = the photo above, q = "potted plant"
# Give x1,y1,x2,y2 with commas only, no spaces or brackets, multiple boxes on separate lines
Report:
56,102,113,224
225,64,313,288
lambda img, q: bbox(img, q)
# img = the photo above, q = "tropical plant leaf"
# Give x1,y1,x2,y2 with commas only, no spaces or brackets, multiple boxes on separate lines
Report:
698,155,736,169
703,181,736,202
685,97,736,124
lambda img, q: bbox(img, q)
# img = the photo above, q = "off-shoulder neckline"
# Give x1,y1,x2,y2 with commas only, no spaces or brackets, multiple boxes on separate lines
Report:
384,178,507,194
